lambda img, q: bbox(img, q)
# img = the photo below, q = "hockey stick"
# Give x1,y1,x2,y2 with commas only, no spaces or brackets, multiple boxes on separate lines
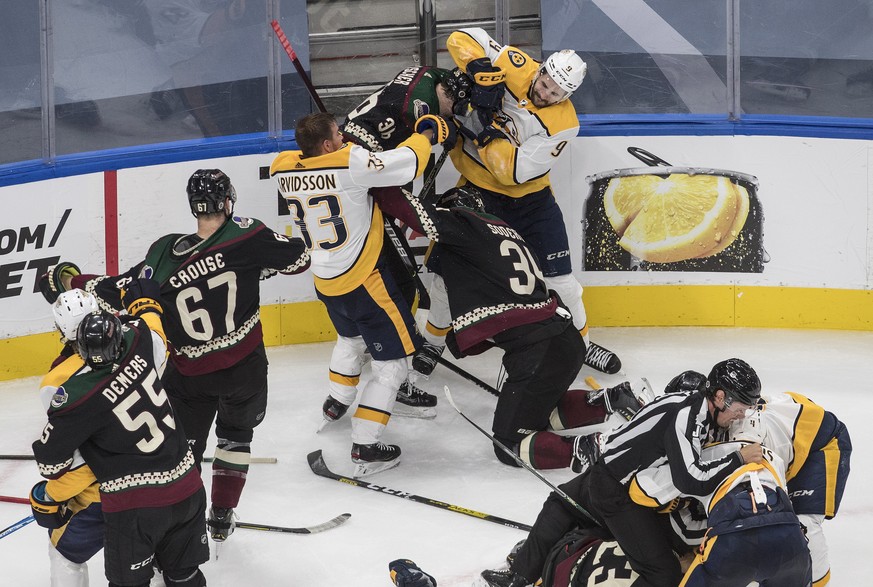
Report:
443,386,597,522
307,450,532,532
0,496,29,505
0,493,348,536
419,147,450,202
0,515,34,540
237,513,350,535
0,455,278,464
271,20,432,302
436,356,500,397
271,20,326,112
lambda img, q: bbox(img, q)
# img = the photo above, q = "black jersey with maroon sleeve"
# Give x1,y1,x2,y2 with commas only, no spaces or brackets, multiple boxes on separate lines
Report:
376,187,558,353
32,313,202,513
342,66,448,151
72,216,309,376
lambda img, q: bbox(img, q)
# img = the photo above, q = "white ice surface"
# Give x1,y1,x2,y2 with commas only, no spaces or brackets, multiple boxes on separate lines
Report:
1,326,871,586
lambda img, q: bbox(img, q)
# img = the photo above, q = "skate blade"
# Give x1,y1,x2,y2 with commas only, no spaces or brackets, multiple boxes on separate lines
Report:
635,377,657,404
353,457,401,478
316,418,329,433
392,404,437,419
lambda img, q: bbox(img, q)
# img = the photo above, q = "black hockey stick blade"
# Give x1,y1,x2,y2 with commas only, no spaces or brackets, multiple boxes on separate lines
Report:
443,386,597,523
419,147,450,202
236,513,350,535
307,450,531,532
436,356,500,397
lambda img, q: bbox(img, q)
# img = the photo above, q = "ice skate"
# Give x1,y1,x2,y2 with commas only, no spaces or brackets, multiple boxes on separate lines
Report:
583,342,621,374
393,380,437,419
481,568,532,587
207,506,236,543
352,442,401,477
594,378,654,421
570,433,602,474
411,341,444,376
317,395,351,432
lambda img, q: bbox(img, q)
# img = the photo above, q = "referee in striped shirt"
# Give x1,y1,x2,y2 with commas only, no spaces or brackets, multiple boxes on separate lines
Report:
501,359,764,587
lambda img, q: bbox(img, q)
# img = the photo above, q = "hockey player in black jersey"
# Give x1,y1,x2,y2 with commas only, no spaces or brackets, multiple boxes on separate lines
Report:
338,65,472,418
31,279,209,586
39,168,310,543
375,185,645,471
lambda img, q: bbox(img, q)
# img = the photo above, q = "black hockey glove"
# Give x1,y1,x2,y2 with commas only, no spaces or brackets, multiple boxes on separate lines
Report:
38,262,81,303
415,114,457,149
466,57,506,117
389,559,437,587
30,481,74,529
476,123,508,148
120,277,162,317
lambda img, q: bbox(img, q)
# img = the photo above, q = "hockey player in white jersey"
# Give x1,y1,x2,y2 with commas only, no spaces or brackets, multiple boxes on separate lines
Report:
727,391,850,586
638,439,812,586
270,111,453,476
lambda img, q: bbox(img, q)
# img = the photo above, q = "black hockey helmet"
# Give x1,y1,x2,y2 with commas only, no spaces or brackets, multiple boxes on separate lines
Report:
443,68,473,116
186,169,237,217
76,311,124,369
665,370,707,395
704,358,761,406
436,186,485,213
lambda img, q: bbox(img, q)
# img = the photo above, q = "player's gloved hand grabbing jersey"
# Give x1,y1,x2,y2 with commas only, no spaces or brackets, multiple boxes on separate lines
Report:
415,114,458,150
466,57,506,125
30,481,74,529
476,121,508,148
120,277,163,317
38,261,81,303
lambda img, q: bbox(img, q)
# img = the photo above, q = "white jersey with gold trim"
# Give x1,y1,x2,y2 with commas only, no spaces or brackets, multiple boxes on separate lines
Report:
270,134,430,295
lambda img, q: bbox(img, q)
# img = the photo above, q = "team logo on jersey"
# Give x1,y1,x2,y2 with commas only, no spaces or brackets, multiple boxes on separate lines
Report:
508,50,526,67
138,266,154,279
50,387,69,408
232,216,253,228
413,99,430,119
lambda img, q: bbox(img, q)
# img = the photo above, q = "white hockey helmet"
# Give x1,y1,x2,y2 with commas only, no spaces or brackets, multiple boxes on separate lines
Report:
540,50,587,100
52,288,98,341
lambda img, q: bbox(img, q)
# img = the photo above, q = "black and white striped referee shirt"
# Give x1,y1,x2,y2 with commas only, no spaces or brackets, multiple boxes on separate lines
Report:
598,391,745,508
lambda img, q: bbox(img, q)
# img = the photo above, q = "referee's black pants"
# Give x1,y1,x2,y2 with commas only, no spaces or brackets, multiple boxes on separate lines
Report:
587,464,684,587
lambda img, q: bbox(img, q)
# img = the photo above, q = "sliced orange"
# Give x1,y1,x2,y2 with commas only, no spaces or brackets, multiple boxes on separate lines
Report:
613,174,743,263
603,175,664,234
700,183,750,257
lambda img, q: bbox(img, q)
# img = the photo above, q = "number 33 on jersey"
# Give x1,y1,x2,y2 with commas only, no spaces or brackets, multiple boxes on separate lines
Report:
270,133,431,296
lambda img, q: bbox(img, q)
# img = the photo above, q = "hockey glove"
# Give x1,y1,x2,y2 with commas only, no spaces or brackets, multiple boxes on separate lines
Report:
466,57,506,116
476,123,508,148
30,481,74,529
415,114,457,149
120,277,162,317
38,262,81,303
389,559,437,587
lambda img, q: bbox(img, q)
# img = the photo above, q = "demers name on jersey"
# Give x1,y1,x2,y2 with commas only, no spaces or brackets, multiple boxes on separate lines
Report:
393,66,418,85
101,354,150,403
169,253,226,288
277,173,338,193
